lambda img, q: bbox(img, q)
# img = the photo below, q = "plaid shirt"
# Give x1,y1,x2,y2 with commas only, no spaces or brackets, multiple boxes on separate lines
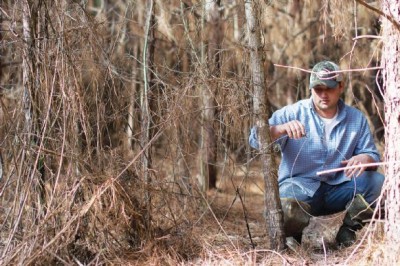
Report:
249,98,380,196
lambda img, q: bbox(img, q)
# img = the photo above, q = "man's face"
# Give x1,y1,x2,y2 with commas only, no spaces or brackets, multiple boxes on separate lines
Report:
311,84,344,114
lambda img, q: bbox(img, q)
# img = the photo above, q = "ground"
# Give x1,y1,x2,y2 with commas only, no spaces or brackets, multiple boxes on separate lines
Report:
191,161,385,265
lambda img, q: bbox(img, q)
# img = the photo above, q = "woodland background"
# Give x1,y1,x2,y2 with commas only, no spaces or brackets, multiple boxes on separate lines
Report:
0,0,399,265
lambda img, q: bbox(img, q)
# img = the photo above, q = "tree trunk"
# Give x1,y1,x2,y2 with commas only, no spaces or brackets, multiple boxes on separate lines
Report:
200,86,217,192
127,22,141,150
127,2,145,150
141,0,155,233
22,0,32,137
381,0,400,262
0,10,2,181
244,0,285,250
200,0,221,190
0,9,3,82
175,122,191,193
127,41,139,149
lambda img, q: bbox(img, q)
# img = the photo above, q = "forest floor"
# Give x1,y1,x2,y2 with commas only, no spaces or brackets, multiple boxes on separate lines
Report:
183,161,385,265
0,153,386,265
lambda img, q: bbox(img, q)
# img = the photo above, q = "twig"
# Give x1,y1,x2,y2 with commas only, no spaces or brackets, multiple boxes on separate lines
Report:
274,63,382,74
236,187,255,249
321,237,327,264
316,161,400,176
353,35,382,40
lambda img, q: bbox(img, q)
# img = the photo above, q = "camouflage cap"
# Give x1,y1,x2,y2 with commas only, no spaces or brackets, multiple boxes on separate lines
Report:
309,61,343,89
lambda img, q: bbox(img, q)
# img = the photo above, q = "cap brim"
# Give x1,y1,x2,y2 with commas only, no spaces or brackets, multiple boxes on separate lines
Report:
310,79,338,89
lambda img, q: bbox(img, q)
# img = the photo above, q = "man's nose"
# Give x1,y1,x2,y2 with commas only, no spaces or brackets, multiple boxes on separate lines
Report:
319,90,328,97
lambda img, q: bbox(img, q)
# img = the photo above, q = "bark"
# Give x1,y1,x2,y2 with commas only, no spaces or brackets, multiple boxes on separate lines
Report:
381,0,400,262
0,9,3,181
244,0,285,250
0,9,3,81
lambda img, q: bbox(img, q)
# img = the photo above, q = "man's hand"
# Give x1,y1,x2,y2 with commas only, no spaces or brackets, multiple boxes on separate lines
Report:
270,120,306,141
341,154,375,178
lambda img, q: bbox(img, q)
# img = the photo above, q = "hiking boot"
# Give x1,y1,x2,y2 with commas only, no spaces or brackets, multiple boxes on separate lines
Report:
336,194,374,247
281,198,311,239
336,225,356,247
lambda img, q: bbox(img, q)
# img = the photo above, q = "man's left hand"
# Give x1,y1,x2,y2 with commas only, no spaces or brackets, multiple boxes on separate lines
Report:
341,154,374,178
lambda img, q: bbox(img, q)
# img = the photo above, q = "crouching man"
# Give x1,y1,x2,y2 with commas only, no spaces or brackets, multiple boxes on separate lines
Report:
249,61,384,247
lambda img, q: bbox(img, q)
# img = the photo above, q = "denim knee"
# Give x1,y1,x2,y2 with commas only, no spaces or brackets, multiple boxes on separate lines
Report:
358,171,384,204
279,182,310,202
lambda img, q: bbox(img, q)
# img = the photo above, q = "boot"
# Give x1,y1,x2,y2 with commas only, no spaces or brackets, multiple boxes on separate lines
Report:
281,198,311,241
336,194,374,247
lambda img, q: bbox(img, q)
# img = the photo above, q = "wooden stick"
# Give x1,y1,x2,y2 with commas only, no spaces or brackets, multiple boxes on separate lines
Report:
316,161,399,176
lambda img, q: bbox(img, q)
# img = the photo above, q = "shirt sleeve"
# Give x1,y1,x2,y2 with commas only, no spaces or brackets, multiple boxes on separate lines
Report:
354,116,381,162
249,126,259,149
249,104,297,150
269,107,289,126
268,106,294,147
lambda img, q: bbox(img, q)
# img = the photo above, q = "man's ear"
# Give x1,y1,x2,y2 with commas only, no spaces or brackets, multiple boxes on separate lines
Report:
338,82,345,93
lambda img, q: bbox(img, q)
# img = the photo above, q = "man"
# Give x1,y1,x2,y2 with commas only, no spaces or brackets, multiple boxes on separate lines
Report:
249,61,384,247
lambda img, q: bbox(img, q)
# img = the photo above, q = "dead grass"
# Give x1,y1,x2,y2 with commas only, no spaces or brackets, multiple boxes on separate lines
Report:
0,146,393,265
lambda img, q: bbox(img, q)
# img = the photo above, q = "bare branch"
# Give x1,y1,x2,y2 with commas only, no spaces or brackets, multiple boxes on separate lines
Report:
355,0,400,32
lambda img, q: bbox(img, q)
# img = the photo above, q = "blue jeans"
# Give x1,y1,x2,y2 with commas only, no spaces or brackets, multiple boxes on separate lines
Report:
279,171,385,216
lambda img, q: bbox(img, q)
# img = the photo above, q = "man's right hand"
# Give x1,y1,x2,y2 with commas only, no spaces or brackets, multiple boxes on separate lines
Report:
270,120,306,140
